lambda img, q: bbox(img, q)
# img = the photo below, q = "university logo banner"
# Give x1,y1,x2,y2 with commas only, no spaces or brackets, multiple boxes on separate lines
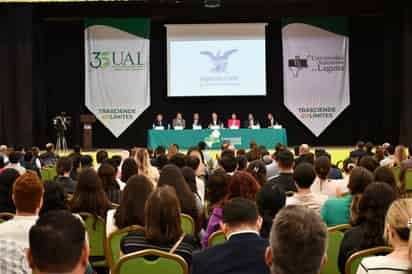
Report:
282,17,350,137
85,18,150,137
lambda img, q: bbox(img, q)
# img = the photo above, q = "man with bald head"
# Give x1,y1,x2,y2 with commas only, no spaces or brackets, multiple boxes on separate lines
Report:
295,144,314,167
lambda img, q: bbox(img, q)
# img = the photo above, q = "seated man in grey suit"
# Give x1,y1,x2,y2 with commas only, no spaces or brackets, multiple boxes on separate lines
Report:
265,205,327,274
172,112,186,129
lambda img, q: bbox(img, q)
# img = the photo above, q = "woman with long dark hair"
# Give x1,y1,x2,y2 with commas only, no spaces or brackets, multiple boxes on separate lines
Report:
98,163,121,204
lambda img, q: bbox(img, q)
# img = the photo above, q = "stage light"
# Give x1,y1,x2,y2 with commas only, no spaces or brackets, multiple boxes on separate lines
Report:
204,0,220,8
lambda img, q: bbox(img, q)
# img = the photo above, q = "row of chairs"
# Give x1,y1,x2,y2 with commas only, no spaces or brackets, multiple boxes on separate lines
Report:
39,166,57,181
392,167,412,192
320,224,393,274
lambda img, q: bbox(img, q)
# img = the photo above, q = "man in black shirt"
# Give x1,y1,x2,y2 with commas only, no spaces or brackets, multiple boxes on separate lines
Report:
260,149,296,194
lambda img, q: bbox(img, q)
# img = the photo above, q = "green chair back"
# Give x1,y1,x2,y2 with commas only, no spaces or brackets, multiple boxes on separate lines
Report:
79,212,107,267
0,212,14,224
345,246,393,274
113,249,188,274
392,167,400,183
106,225,144,271
180,214,195,236
40,168,50,181
405,169,412,192
321,224,351,274
48,167,57,180
208,230,226,247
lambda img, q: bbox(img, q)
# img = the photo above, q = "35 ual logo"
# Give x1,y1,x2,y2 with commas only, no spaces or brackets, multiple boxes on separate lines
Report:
89,51,144,70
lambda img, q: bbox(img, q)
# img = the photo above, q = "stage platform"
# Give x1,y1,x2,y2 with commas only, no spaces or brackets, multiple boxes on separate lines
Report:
60,147,353,166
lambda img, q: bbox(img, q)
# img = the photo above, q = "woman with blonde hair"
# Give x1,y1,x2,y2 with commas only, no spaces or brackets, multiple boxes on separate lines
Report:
356,198,412,273
134,148,159,186
394,145,408,168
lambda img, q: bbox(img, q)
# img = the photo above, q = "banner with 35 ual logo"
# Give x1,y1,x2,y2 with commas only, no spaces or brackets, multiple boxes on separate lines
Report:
85,18,150,137
282,17,350,137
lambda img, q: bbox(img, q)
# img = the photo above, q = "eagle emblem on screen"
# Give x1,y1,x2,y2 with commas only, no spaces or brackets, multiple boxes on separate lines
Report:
200,49,238,73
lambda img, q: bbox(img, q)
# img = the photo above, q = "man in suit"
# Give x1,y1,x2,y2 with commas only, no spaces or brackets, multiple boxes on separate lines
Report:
244,113,259,128
172,112,186,129
191,198,269,274
209,112,223,128
265,205,327,274
263,113,277,128
152,113,168,129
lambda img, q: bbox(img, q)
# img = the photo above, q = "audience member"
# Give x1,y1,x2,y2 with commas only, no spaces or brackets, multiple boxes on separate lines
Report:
257,185,285,239
265,205,327,274
6,151,26,175
28,210,90,274
40,180,67,215
158,164,198,223
120,158,138,183
359,156,379,173
39,143,57,167
338,182,397,273
380,144,396,167
394,145,408,167
186,155,206,204
95,150,108,170
55,157,77,194
0,155,5,173
70,168,112,220
321,167,373,227
364,142,375,156
0,168,20,213
22,151,39,175
312,156,345,198
374,166,400,194
106,175,154,235
246,160,267,186
287,163,327,213
121,186,198,266
0,172,44,247
264,149,296,193
80,155,93,169
169,153,187,168
192,198,269,274
219,150,237,174
294,144,310,167
227,171,260,201
356,198,412,274
181,167,203,215
135,148,160,185
98,163,121,204
350,141,367,161
237,155,248,171
187,147,207,178
399,144,412,192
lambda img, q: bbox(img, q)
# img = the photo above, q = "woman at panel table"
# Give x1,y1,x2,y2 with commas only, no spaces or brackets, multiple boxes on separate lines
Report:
152,113,168,129
227,113,241,129
192,113,203,129
208,112,223,129
244,113,260,128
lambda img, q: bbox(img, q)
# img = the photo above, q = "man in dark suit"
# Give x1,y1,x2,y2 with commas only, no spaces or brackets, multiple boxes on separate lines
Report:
191,198,269,274
152,113,168,129
349,141,367,160
263,113,277,128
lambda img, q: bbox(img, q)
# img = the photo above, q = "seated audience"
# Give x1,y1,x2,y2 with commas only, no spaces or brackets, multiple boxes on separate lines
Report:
106,156,125,190
338,182,397,273
312,156,345,198
321,167,373,227
120,158,138,183
172,112,186,129
350,141,367,162
187,147,207,178
98,163,121,204
95,150,108,170
246,160,267,186
0,239,31,273
265,205,327,274
40,180,67,215
203,171,260,247
0,168,20,213
186,155,205,203
287,163,327,213
257,185,285,239
6,151,26,175
399,144,412,191
294,144,311,167
219,150,238,174
55,157,77,194
359,156,380,173
0,172,44,247
373,166,400,194
394,145,408,167
39,143,58,167
158,165,198,224
70,168,112,220
135,148,160,185
263,149,296,193
121,186,198,266
167,143,180,160
356,198,412,274
237,155,248,171
380,144,396,167
22,151,39,175
246,141,261,162
106,175,154,236
169,153,187,168
181,167,203,215
364,142,375,156
192,198,269,274
79,155,93,169
27,210,90,274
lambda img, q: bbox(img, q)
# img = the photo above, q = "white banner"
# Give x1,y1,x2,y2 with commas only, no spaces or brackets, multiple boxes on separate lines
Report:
85,18,150,137
282,17,350,137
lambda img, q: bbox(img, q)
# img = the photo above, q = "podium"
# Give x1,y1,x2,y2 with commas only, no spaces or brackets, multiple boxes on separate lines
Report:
80,115,96,151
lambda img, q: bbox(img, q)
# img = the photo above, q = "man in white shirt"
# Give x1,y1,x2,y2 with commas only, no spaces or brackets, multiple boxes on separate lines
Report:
286,163,327,213
0,172,44,248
